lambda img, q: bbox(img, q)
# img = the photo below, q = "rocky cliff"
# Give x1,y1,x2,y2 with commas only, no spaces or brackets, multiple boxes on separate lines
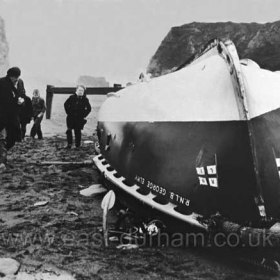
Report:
147,21,280,76
0,16,9,76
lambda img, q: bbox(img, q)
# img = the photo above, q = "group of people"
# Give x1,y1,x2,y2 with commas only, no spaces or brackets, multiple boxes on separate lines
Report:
0,67,46,170
19,88,46,140
0,66,92,171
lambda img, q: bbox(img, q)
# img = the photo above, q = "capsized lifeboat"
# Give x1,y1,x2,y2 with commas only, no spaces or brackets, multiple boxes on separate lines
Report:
94,39,280,237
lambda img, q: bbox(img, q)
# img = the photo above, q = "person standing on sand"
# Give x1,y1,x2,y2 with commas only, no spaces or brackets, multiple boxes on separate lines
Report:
30,89,46,140
64,85,91,148
0,67,24,171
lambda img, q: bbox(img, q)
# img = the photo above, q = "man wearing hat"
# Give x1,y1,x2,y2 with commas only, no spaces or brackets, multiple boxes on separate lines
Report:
0,67,24,171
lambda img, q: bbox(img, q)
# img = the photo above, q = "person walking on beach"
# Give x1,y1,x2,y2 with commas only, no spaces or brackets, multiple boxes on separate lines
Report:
0,67,24,170
64,85,91,148
15,78,33,139
30,89,46,140
16,78,26,96
19,94,33,140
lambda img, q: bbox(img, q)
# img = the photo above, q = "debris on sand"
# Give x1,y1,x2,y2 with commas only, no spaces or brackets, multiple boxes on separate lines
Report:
0,163,6,172
79,184,106,197
101,190,116,247
83,140,94,144
0,258,20,277
67,211,79,216
34,201,49,207
40,160,93,166
17,264,75,280
109,236,119,242
116,244,139,250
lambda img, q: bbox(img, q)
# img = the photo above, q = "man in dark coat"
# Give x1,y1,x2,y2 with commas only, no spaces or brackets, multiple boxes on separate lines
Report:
0,67,23,170
16,78,26,96
19,94,33,140
64,85,91,148
15,78,33,140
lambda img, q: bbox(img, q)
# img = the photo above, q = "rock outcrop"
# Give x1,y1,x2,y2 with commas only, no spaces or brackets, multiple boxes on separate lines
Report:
0,16,9,76
77,75,109,87
147,21,280,76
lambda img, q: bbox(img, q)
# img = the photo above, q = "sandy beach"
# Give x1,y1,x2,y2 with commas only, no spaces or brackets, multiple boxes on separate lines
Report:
0,96,278,279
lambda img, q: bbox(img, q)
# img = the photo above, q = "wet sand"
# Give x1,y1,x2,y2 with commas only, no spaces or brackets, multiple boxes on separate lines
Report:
0,135,278,279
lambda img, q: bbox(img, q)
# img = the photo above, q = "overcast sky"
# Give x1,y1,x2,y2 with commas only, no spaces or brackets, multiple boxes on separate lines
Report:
0,0,280,87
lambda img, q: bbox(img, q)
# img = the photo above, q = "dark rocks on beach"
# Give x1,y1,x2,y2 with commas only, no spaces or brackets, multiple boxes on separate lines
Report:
147,20,280,77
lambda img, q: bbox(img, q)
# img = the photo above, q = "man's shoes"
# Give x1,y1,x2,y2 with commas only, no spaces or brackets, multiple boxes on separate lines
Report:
65,144,72,149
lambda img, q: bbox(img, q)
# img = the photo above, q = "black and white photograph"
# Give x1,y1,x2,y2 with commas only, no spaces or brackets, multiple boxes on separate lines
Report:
0,0,280,279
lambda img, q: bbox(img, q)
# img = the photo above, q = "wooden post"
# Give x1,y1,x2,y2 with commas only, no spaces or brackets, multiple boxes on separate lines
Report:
46,85,54,119
45,85,123,120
